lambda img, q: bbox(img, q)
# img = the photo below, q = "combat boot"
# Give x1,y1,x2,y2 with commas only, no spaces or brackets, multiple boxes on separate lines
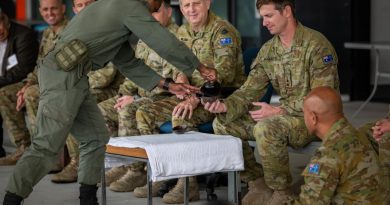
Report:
265,189,295,205
104,165,128,186
162,177,200,204
133,180,166,198
3,192,23,205
109,169,147,192
0,145,26,166
242,177,273,205
79,184,98,205
51,156,78,183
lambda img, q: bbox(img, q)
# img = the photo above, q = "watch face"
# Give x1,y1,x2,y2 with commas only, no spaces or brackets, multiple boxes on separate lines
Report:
200,81,221,97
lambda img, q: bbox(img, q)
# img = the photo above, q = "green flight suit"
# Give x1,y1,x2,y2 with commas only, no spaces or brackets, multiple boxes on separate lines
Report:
6,0,199,198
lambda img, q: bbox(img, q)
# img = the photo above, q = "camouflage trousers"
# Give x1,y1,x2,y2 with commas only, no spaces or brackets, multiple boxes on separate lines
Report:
23,85,80,158
214,114,313,190
90,87,118,104
359,122,390,201
0,82,30,147
98,95,157,137
136,96,215,135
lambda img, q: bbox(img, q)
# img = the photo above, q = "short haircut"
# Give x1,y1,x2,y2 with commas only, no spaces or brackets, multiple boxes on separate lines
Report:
256,0,295,17
0,11,10,26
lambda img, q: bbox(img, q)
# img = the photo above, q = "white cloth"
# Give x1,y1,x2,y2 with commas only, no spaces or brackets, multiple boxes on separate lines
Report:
107,132,244,182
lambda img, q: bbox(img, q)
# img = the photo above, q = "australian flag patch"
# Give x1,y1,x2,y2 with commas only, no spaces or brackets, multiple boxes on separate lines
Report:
308,163,320,175
220,37,232,46
322,55,333,64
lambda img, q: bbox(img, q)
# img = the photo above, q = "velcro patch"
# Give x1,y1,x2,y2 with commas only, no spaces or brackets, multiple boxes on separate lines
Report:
322,55,333,64
220,37,232,46
308,163,320,175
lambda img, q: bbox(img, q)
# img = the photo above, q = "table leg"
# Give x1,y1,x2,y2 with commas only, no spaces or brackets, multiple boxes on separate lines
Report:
184,177,189,205
228,171,240,204
147,162,153,205
101,159,107,205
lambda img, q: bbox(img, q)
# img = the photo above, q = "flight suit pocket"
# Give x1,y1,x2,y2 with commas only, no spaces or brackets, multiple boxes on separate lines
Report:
55,39,88,72
42,104,73,125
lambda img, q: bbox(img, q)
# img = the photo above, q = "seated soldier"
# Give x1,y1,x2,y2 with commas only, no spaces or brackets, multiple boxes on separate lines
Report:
204,0,339,204
358,105,390,203
99,0,178,193
135,0,245,203
0,2,44,165
286,86,384,204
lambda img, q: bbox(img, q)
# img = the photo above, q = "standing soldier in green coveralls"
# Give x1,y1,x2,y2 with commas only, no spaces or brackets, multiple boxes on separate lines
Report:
2,0,216,204
204,0,339,204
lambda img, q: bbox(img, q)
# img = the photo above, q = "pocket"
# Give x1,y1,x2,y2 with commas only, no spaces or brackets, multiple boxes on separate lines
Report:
42,104,73,125
55,39,88,72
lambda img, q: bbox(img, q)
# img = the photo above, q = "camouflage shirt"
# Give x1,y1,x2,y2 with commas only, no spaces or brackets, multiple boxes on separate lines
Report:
88,62,118,89
223,23,339,122
293,118,383,205
172,11,245,87
24,19,68,85
118,21,179,98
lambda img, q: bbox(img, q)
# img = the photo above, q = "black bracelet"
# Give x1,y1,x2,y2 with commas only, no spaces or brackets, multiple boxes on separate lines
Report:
162,78,174,90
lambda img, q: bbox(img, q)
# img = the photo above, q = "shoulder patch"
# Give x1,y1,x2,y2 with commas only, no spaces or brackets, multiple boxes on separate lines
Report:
308,163,320,175
322,55,334,64
220,37,233,46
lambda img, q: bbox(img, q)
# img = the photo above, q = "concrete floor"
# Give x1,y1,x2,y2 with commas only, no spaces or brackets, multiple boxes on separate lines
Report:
0,101,388,205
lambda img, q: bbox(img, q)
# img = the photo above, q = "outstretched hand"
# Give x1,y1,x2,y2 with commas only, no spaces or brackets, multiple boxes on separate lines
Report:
198,64,217,82
249,102,286,121
168,83,200,96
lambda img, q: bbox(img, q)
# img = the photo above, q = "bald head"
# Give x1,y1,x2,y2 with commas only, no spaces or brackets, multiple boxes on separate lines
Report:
303,86,343,138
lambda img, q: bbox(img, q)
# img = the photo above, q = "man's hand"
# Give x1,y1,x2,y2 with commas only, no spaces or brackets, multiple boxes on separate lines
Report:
172,95,200,119
15,84,31,111
169,83,200,96
249,102,286,121
372,118,390,142
204,100,227,113
198,64,217,82
114,95,134,111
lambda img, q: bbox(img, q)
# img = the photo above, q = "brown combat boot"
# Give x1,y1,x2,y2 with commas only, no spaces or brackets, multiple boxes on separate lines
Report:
133,180,166,198
0,145,26,166
266,189,295,205
162,177,200,204
242,178,273,205
109,169,147,192
104,165,128,186
51,157,79,183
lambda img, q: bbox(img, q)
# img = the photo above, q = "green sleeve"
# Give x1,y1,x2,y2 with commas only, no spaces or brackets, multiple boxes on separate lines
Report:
122,2,200,77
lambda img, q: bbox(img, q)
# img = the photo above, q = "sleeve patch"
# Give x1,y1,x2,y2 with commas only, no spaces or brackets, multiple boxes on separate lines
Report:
308,163,321,175
322,55,334,64
220,37,233,46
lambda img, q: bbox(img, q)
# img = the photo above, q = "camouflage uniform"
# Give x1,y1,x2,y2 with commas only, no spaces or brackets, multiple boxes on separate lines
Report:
136,12,246,135
358,105,390,203
99,21,178,137
0,19,68,148
290,118,384,205
213,23,339,187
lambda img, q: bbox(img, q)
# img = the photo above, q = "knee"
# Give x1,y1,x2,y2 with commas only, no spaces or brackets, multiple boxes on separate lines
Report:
136,107,150,122
212,117,228,135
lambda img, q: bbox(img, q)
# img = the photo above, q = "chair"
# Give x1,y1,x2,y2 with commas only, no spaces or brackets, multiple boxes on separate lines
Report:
159,47,273,134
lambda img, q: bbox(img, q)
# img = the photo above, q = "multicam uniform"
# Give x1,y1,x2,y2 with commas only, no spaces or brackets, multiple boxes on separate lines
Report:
358,105,390,203
0,19,67,148
289,118,384,205
213,23,339,186
136,12,245,135
98,21,178,137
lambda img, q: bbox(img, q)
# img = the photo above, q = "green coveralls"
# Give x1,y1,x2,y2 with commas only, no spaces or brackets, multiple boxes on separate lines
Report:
6,0,200,198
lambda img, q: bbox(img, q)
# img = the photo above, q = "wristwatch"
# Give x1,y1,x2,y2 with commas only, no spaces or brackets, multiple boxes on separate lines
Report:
162,78,174,90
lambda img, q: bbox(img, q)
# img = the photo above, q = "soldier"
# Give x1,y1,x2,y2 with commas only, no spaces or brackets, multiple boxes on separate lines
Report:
2,0,216,204
358,106,390,203
135,0,245,203
285,86,384,204
50,0,126,184
204,0,339,204
99,0,177,193
0,0,51,166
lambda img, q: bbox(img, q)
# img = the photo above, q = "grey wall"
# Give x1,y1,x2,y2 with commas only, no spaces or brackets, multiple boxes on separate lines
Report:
371,0,390,85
